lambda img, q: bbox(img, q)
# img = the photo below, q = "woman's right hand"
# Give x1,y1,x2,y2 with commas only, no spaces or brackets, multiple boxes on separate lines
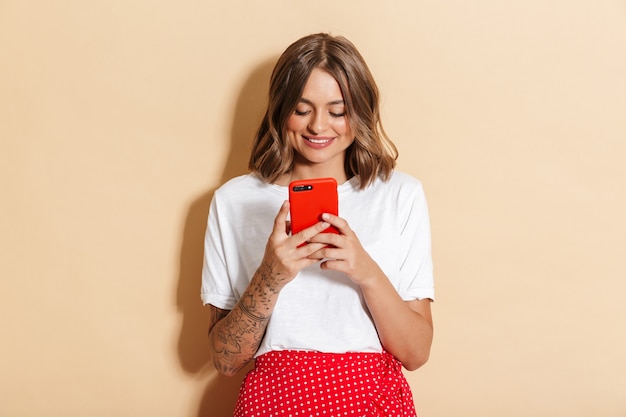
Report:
260,200,330,289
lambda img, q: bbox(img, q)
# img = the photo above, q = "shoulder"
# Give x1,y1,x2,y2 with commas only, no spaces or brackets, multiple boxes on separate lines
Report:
370,170,426,196
215,173,265,194
213,174,274,202
211,174,286,219
348,171,427,212
371,172,429,214
387,170,424,188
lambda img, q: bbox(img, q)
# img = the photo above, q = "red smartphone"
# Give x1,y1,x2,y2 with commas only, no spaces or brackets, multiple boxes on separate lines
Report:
288,177,339,236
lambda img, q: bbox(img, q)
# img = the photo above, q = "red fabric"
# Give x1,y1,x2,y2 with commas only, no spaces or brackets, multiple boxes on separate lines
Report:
233,350,417,417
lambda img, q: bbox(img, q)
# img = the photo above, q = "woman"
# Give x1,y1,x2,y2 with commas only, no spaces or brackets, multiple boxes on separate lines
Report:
202,33,434,416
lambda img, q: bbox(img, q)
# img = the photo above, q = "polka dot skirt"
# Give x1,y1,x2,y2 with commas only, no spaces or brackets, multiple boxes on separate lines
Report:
233,350,417,417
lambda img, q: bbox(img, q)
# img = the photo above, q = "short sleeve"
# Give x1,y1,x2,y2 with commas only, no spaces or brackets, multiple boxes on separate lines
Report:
200,194,237,309
396,181,435,301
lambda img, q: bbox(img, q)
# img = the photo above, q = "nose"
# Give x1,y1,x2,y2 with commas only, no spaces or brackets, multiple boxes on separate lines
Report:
308,111,328,134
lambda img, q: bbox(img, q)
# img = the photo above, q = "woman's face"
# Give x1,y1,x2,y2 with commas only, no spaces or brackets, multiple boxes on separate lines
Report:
285,67,354,180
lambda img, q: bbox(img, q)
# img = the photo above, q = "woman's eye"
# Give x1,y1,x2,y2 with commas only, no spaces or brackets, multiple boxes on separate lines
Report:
329,112,345,118
294,109,310,116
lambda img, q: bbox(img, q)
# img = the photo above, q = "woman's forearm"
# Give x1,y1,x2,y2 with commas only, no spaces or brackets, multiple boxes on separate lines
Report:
360,270,433,371
208,263,283,376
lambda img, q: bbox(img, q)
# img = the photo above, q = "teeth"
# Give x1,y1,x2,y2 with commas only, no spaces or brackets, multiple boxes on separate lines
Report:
308,138,330,144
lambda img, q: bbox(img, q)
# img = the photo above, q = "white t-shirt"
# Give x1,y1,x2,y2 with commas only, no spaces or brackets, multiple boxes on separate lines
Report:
201,171,434,357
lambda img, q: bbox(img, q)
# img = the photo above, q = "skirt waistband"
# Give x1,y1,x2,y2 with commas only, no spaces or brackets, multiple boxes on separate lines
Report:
255,349,391,369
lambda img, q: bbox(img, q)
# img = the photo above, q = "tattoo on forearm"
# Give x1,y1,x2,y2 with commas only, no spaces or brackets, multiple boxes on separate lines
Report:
209,262,288,373
239,300,270,322
256,261,283,294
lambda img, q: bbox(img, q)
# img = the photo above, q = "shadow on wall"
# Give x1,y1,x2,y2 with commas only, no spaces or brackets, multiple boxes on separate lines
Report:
175,57,278,417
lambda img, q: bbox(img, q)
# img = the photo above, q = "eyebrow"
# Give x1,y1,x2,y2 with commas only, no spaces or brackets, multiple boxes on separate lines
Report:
299,98,345,106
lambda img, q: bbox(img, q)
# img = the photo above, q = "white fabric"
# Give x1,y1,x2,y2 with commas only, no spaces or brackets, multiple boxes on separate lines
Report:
201,171,434,356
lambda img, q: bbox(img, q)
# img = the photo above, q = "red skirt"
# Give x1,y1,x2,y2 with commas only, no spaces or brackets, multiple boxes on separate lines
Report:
233,350,417,417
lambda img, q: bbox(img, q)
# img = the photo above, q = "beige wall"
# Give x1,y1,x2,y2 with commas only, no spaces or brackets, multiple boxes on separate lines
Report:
1,1,625,416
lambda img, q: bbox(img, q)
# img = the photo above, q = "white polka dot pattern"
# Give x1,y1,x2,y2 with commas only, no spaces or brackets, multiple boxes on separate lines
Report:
233,350,417,417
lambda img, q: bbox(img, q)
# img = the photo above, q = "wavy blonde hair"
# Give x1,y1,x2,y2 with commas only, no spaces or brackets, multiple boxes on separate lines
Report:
248,33,397,189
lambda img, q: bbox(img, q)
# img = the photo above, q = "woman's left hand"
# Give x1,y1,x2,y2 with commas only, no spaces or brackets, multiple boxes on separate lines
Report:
307,213,382,287
309,213,434,371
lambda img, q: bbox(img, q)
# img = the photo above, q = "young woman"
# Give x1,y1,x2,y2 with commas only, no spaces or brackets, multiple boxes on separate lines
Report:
202,33,434,416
